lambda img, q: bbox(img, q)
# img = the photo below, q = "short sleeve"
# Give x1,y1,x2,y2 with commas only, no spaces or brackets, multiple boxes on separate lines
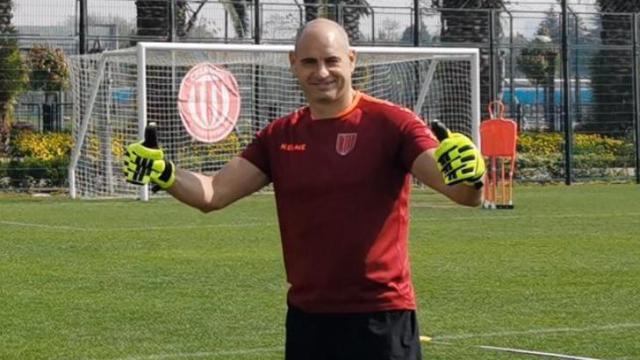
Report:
240,127,272,179
399,114,439,170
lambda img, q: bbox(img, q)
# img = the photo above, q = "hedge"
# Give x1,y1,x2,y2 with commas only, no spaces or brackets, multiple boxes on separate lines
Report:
516,132,635,180
1,129,72,188
1,129,636,188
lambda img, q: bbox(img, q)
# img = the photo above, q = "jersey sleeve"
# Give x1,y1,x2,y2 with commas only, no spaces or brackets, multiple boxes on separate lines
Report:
399,114,439,170
240,127,272,179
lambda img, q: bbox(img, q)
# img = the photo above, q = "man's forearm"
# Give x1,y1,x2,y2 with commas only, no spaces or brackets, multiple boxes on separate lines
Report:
165,157,270,213
447,182,483,207
167,168,218,213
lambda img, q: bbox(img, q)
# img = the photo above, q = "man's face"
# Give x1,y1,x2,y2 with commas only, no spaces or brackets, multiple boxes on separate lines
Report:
289,33,355,106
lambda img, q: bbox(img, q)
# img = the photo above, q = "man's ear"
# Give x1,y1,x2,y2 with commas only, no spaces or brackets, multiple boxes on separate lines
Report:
348,49,356,71
288,51,296,69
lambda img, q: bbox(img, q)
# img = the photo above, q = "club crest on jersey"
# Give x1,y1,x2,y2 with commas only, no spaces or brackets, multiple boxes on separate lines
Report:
336,133,357,156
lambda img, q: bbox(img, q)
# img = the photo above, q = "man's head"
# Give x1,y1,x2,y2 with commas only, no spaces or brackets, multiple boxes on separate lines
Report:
289,19,356,114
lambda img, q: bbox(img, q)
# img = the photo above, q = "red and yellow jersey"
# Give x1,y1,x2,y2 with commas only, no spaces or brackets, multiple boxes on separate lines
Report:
241,92,438,313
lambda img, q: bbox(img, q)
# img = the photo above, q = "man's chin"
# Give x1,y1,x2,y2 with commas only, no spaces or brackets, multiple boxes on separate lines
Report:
309,92,337,104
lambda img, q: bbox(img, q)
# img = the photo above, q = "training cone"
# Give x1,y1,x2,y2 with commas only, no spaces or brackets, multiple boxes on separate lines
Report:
419,336,432,343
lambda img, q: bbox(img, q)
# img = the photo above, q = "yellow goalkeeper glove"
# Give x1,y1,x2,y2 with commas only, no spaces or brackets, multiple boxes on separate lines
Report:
434,132,485,188
123,141,176,190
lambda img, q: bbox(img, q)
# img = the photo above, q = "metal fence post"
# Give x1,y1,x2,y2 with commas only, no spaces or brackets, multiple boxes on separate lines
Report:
79,0,87,54
489,9,496,103
508,10,515,120
633,13,640,184
413,0,419,47
370,6,375,45
573,12,582,125
254,0,261,44
224,9,229,43
561,0,572,185
169,0,176,42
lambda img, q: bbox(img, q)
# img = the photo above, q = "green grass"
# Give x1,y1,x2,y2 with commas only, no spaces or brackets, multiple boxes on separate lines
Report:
1,184,639,360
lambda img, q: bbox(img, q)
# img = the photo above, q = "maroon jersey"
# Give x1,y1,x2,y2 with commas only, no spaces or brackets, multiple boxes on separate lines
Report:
241,92,438,313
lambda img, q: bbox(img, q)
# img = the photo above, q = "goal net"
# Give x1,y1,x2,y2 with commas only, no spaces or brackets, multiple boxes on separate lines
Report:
68,43,479,199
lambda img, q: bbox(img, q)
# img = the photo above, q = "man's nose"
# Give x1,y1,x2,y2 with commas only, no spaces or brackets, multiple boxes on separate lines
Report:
316,63,330,77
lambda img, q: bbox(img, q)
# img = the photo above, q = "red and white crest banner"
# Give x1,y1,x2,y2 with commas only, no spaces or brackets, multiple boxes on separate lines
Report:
336,133,358,156
177,63,241,143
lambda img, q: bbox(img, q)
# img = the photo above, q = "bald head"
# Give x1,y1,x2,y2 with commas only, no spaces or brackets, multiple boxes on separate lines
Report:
294,18,351,54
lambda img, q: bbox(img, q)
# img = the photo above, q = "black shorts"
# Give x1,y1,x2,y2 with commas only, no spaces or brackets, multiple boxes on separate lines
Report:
285,305,422,360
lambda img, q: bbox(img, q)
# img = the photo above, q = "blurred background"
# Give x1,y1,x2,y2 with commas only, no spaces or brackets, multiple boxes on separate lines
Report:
1,0,639,189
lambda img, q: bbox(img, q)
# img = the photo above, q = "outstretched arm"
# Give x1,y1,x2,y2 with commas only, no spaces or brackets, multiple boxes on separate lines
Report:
124,123,269,212
410,149,482,207
168,157,269,213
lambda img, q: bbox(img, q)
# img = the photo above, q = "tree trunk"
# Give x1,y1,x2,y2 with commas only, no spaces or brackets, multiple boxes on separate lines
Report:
134,0,187,160
436,0,504,124
302,0,369,42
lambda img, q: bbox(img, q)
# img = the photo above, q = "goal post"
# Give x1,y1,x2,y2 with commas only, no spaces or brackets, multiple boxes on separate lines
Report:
68,42,480,199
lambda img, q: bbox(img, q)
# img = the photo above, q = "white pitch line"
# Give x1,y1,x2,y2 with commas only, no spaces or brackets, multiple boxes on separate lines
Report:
95,222,277,231
434,322,640,341
0,220,88,231
3,210,640,233
0,220,276,231
411,212,640,223
108,346,281,360
93,322,640,360
480,345,604,360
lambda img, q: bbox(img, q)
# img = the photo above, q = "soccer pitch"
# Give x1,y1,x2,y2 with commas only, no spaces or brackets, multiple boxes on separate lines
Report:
1,184,639,360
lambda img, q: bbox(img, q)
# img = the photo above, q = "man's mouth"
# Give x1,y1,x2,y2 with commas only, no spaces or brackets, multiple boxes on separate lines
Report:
313,81,336,89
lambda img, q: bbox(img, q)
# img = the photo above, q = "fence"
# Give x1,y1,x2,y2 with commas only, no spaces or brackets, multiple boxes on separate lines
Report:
1,1,639,186
13,91,73,132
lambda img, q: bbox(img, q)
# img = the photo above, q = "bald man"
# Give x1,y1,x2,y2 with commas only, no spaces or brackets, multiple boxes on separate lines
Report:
125,18,484,360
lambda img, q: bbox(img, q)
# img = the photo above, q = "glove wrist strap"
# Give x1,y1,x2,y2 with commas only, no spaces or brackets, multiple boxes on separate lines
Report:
157,161,176,190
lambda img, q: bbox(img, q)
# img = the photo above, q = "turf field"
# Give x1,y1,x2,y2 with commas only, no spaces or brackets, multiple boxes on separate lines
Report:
1,184,639,360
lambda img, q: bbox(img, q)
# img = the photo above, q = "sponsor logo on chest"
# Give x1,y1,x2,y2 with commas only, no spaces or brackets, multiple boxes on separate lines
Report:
280,143,307,152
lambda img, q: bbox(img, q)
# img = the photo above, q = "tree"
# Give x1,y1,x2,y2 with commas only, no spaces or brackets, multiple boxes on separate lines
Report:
183,0,248,40
0,0,28,150
223,0,249,38
27,46,70,93
63,15,136,50
400,22,432,45
587,0,640,135
341,0,371,42
263,12,299,40
517,34,558,130
377,19,401,42
516,9,560,130
303,0,371,42
25,45,70,132
433,0,505,121
133,0,189,161
134,0,188,41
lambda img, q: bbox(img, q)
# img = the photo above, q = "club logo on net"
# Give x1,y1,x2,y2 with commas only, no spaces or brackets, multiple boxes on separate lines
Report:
336,133,357,156
178,63,241,143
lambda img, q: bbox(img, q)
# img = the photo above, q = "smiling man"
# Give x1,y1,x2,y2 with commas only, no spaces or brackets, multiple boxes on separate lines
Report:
290,19,356,118
124,18,485,360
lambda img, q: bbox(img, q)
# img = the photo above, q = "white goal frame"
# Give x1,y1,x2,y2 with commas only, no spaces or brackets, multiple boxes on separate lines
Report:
69,42,480,200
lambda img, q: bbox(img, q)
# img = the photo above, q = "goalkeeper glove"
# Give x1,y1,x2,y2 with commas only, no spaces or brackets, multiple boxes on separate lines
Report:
435,132,485,188
123,142,176,190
